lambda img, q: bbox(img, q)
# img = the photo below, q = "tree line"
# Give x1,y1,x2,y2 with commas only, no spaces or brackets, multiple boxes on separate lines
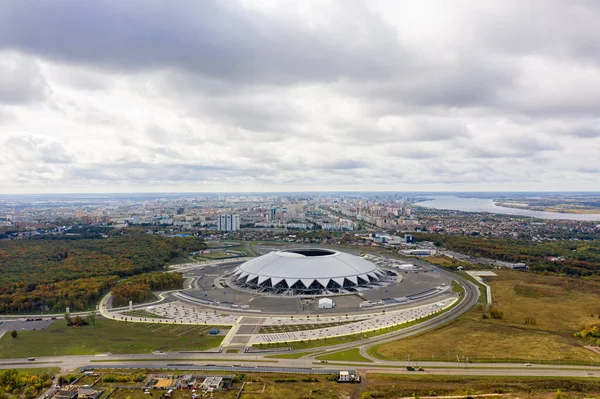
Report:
414,233,600,276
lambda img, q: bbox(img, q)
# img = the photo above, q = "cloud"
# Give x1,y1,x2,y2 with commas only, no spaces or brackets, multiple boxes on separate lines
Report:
1,1,600,192
0,53,49,104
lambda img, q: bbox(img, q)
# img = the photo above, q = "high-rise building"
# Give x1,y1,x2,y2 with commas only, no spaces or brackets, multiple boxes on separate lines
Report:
217,214,240,231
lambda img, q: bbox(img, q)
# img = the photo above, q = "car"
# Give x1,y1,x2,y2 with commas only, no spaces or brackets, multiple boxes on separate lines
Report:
406,366,415,371
28,357,35,361
417,367,425,372
525,363,532,367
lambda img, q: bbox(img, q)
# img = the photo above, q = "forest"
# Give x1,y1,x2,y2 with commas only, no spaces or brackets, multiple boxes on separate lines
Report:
0,234,205,313
111,271,184,307
0,369,52,399
414,233,600,276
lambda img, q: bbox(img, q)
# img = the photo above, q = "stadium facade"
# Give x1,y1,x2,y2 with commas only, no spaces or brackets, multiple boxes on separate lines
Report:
229,248,392,295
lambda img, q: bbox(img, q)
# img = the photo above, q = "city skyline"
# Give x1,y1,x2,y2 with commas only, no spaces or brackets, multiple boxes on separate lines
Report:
1,1,600,193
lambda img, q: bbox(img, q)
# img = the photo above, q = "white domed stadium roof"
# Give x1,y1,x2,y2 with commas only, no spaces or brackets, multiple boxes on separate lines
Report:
230,248,387,294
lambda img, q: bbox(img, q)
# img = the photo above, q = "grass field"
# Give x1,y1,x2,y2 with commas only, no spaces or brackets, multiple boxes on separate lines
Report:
424,255,480,270
370,270,600,364
361,374,600,399
0,318,223,358
315,347,372,362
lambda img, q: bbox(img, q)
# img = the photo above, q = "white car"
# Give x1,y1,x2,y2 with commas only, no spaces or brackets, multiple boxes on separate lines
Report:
525,363,532,367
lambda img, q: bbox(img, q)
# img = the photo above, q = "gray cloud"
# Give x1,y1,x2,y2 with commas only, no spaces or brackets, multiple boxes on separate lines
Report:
0,0,405,84
0,54,48,104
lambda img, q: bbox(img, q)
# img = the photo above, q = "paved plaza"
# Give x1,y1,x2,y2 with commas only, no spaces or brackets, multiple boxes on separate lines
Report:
249,297,457,344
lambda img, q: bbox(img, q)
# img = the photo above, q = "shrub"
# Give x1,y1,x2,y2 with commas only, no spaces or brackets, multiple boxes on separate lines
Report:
274,378,297,383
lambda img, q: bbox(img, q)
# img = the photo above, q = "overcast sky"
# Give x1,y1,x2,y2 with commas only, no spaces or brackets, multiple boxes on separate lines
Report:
1,0,599,193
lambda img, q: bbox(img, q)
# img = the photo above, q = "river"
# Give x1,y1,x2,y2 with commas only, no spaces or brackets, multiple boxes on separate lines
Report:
415,196,600,221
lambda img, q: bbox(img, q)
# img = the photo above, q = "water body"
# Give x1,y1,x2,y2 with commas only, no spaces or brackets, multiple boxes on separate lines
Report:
416,196,600,221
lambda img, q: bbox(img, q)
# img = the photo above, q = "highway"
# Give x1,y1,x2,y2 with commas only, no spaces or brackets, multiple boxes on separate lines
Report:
2,351,600,379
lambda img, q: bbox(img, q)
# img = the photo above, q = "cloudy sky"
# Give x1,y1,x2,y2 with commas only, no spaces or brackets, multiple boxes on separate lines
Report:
1,0,599,193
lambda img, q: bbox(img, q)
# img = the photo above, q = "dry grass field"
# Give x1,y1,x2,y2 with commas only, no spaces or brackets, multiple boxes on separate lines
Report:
370,270,600,364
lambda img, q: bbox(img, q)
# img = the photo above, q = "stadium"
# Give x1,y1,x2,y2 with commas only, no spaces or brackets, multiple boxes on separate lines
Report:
228,248,395,295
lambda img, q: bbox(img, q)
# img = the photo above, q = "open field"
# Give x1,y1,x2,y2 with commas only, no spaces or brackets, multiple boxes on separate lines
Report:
370,270,600,364
360,374,600,399
316,347,372,362
0,318,223,358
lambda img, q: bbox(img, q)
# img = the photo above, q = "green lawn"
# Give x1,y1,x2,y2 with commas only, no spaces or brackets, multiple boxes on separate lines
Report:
194,252,240,260
451,279,465,296
167,256,194,265
456,271,488,304
316,348,372,363
0,318,223,358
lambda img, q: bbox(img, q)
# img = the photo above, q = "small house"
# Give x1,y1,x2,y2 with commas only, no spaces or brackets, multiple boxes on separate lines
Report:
77,388,101,399
338,370,360,383
200,377,223,392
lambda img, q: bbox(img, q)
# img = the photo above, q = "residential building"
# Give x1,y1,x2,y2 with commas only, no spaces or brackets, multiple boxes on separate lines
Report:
217,214,240,232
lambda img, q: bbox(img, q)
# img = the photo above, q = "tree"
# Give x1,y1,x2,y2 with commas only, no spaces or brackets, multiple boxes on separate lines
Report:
10,329,17,338
490,308,504,320
86,311,97,326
